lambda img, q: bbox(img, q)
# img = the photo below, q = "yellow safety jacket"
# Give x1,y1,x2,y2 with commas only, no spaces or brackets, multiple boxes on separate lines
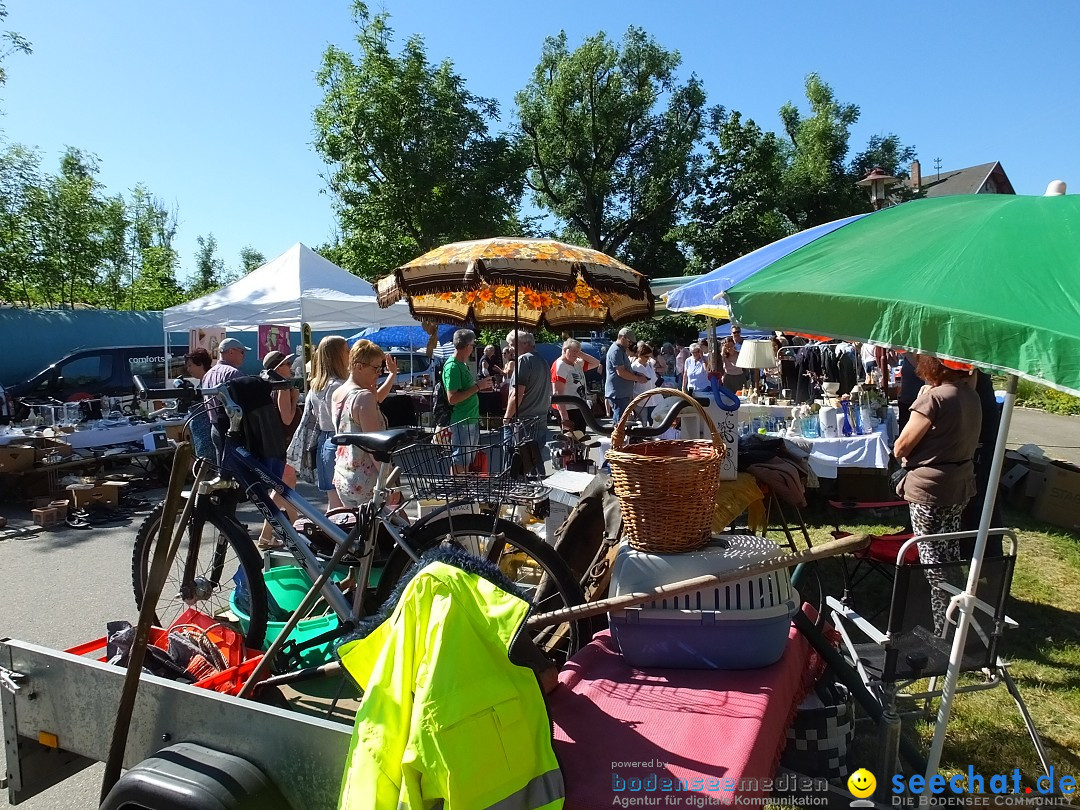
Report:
338,560,565,810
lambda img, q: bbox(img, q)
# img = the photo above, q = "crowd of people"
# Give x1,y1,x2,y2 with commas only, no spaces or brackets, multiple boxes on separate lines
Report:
179,322,1002,595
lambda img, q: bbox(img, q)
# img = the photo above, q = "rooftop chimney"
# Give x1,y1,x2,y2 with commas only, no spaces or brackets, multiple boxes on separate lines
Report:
910,159,921,191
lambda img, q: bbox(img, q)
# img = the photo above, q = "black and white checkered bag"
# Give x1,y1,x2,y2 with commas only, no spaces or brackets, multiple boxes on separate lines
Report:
781,678,854,781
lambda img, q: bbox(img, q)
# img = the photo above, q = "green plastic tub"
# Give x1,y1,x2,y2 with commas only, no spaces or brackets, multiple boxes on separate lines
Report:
230,565,348,667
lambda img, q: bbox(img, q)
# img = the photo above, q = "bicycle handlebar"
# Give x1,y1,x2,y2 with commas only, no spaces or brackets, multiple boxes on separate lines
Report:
551,393,705,439
132,374,294,402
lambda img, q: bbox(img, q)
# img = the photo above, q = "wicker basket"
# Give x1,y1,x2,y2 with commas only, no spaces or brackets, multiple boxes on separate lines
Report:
607,388,725,553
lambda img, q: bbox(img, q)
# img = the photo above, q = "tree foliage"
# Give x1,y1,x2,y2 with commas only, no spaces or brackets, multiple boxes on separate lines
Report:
189,233,224,297
0,1,30,95
515,27,706,273
0,144,186,309
683,73,916,273
679,108,791,271
313,2,527,279
238,245,265,275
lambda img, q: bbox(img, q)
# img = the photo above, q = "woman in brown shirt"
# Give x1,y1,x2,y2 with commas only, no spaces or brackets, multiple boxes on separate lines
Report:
893,355,981,630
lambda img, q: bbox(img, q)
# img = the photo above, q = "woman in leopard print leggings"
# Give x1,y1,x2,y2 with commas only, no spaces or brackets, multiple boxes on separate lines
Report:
893,355,982,634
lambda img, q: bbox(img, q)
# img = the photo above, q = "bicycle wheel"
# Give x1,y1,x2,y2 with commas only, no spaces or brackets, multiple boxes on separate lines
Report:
132,500,269,648
376,513,589,667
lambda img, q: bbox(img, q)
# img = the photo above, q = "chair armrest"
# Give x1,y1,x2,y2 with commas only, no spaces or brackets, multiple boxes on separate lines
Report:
826,596,889,645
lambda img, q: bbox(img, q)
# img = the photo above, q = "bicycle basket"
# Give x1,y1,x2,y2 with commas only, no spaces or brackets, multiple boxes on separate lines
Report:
395,419,549,505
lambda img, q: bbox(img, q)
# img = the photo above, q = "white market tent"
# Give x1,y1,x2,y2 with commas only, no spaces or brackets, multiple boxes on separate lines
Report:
163,242,409,332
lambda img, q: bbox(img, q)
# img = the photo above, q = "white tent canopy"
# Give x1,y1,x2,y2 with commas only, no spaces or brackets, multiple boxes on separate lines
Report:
163,242,409,331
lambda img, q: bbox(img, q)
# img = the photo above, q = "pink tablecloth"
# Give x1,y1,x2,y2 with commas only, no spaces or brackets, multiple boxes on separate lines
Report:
549,615,820,808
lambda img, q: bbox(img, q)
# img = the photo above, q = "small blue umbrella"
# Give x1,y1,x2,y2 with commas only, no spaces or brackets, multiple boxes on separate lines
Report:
348,323,456,348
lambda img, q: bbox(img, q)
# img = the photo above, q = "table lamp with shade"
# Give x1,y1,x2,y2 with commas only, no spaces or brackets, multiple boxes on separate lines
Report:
735,339,777,397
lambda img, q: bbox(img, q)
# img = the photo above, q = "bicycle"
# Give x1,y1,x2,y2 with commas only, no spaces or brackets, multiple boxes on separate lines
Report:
130,375,588,672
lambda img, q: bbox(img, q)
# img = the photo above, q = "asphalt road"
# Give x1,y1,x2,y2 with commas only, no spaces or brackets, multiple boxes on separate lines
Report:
1,409,1078,808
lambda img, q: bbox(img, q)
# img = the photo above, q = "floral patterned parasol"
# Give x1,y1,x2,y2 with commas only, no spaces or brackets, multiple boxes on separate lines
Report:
375,238,653,328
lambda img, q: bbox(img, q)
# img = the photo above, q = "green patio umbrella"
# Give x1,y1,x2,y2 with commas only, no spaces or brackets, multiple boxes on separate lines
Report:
728,193,1080,396
726,191,1079,782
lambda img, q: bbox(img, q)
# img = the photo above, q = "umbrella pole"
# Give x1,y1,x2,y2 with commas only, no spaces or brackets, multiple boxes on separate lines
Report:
923,373,1017,781
513,280,520,395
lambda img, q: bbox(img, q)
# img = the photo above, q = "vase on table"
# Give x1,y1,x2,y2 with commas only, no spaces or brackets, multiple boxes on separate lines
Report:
841,400,854,437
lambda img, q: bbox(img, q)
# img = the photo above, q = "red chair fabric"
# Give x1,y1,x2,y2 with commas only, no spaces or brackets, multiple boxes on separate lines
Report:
548,614,821,808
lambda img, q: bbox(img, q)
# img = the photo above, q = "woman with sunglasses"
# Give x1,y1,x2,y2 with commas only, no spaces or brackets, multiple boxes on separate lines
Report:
331,340,399,508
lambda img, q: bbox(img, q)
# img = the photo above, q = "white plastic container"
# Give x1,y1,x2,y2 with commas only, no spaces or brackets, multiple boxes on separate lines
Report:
608,535,799,669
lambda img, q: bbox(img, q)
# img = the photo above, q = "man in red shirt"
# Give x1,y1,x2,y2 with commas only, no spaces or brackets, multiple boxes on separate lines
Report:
551,339,601,432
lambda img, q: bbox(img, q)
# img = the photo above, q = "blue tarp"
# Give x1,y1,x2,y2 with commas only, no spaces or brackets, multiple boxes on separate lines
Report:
665,214,866,315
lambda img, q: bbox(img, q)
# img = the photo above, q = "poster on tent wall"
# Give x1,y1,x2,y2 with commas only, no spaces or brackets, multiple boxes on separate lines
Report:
258,324,291,360
189,328,226,360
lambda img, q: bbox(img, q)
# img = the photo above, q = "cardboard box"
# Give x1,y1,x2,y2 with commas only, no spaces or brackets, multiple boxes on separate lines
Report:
31,437,73,463
999,464,1034,510
1032,461,1080,531
0,444,35,473
163,423,186,442
67,481,127,509
31,507,62,528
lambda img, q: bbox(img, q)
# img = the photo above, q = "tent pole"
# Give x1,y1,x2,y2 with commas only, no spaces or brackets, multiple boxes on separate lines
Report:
924,373,1017,781
163,322,171,379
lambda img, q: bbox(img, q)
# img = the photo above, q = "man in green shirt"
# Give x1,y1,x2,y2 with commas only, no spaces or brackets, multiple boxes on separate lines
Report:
443,329,492,473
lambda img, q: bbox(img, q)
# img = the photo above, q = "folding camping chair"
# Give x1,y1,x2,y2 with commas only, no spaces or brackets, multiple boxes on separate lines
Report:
829,498,915,613
826,529,1052,781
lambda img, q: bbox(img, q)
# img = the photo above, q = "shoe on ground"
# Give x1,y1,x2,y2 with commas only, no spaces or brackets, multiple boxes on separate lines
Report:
257,536,285,551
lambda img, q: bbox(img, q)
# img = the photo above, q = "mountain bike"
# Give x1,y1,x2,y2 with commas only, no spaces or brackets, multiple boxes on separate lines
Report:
130,375,588,671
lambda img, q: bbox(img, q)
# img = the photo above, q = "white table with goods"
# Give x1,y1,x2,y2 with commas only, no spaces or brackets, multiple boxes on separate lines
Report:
674,386,897,481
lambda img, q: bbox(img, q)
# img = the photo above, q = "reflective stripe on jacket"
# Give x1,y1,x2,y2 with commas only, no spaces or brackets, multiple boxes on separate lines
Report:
338,560,564,810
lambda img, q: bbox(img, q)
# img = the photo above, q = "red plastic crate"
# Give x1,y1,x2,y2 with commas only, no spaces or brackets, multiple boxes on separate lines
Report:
65,610,266,697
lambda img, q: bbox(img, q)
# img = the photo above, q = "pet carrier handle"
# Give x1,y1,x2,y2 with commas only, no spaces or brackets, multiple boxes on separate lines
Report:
526,532,872,629
610,387,723,452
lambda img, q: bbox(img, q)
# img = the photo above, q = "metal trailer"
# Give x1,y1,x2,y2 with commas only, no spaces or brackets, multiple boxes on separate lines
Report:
1,637,352,808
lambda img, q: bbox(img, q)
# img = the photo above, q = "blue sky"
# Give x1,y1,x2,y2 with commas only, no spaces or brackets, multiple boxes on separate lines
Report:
4,1,1078,283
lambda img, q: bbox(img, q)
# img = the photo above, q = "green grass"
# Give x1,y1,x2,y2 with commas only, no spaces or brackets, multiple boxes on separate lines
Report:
1006,378,1080,416
795,504,1080,786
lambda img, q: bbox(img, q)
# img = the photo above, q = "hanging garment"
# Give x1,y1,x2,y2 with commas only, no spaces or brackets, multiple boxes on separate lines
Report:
337,553,565,810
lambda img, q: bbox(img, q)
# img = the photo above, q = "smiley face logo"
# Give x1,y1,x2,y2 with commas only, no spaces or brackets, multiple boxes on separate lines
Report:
848,768,877,799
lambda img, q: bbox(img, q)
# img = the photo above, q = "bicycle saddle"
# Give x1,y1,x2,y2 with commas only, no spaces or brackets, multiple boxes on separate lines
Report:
331,427,425,461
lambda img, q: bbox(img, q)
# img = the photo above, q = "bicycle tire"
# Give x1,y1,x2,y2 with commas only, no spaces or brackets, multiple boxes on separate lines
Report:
375,513,589,666
132,500,269,648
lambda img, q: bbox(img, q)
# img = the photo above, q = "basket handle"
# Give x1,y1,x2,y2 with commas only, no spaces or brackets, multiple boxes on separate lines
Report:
610,387,725,452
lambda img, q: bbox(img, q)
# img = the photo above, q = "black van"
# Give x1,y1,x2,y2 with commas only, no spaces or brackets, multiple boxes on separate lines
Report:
7,345,188,410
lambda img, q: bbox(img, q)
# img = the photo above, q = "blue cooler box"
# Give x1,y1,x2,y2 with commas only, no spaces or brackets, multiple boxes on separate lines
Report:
609,535,799,670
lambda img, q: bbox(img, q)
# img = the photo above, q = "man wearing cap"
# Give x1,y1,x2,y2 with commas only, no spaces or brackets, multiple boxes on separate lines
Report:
605,327,648,422
444,329,493,474
201,337,250,464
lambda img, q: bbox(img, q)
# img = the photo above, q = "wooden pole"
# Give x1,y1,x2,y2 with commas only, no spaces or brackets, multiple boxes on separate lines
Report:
526,533,871,629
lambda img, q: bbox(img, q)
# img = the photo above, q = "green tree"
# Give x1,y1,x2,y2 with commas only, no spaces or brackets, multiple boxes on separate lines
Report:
36,148,108,308
189,233,224,296
0,2,30,94
238,245,265,274
778,73,916,228
680,108,791,272
681,75,916,274
97,194,131,309
128,185,183,310
515,27,706,270
0,143,42,306
313,3,527,279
